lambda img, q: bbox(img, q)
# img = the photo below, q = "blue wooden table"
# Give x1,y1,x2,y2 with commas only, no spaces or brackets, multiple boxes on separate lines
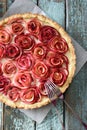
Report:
0,0,87,130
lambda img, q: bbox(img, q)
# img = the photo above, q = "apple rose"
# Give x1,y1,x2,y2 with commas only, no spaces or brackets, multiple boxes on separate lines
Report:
17,53,34,70
15,34,35,50
7,17,23,24
20,86,41,104
0,76,11,92
33,61,49,79
3,61,17,76
0,44,5,58
0,30,11,44
33,43,46,59
49,36,68,53
6,44,21,59
27,18,41,36
47,55,63,67
12,23,24,35
6,86,20,102
51,68,68,86
38,83,47,96
39,25,60,43
14,72,32,89
62,55,69,69
46,51,69,68
0,63,2,75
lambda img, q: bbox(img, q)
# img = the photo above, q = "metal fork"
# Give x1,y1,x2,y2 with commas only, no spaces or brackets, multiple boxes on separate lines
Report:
44,80,66,130
44,79,87,130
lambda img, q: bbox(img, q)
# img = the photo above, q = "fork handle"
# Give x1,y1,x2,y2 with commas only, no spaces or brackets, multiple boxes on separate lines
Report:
52,102,66,130
63,99,87,130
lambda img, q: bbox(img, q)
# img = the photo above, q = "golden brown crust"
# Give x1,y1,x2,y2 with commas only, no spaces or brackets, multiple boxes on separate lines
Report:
0,13,76,109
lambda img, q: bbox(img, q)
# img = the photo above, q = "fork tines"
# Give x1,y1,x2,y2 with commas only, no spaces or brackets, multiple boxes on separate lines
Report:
44,79,62,101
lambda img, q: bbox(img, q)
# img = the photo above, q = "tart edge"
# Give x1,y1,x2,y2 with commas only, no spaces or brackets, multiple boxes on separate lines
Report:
0,13,76,109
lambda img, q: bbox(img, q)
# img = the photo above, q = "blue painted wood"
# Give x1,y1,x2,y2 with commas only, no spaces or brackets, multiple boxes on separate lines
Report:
38,0,65,28
0,0,7,17
4,106,35,130
7,0,15,9
0,103,3,130
65,0,87,130
36,101,63,130
32,0,37,4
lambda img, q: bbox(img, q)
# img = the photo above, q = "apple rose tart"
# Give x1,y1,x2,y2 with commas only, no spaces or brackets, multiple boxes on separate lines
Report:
0,13,76,109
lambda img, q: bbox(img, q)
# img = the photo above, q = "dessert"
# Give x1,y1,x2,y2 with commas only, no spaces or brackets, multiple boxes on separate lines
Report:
0,13,76,109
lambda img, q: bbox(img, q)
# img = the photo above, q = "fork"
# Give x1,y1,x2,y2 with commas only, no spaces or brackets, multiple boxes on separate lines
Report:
44,80,66,130
44,79,87,130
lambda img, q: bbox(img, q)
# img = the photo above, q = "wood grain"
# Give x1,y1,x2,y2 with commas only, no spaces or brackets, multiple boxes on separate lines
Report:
6,0,14,9
38,0,65,28
4,106,35,130
0,103,3,130
0,0,7,17
36,101,63,130
65,0,87,130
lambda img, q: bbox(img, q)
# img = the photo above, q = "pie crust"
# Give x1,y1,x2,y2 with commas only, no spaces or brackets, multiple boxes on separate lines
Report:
0,13,76,109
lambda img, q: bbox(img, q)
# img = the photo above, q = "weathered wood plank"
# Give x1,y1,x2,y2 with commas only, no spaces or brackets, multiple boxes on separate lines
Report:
32,0,37,4
6,0,37,9
0,103,3,130
4,106,35,130
36,0,65,130
38,0,65,28
0,0,7,17
36,101,63,130
7,0,15,9
65,0,87,130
